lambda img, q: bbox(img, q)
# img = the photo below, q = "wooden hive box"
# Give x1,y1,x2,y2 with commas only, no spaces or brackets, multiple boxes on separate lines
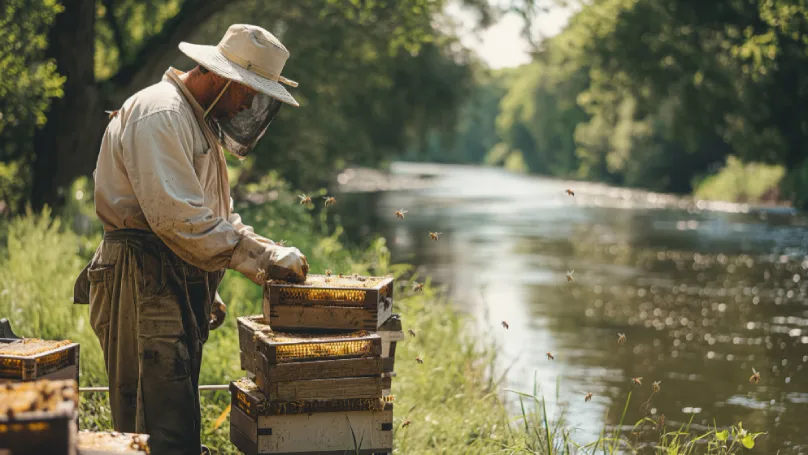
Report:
263,275,394,331
251,328,391,401
0,338,80,384
0,378,79,455
230,378,393,455
238,315,396,375
77,431,150,455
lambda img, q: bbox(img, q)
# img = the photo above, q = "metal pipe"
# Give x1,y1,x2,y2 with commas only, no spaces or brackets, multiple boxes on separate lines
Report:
79,384,229,393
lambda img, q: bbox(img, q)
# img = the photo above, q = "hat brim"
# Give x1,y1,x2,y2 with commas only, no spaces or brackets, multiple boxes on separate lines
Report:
178,42,299,107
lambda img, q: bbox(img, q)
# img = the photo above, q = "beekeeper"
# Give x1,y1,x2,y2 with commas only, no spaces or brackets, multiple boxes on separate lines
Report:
73,24,308,455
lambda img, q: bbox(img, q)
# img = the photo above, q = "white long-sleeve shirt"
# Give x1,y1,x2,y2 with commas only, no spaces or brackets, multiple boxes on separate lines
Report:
93,67,272,274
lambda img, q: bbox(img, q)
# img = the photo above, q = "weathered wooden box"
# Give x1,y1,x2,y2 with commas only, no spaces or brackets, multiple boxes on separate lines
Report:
0,338,80,384
229,378,393,455
0,378,79,455
238,315,399,377
77,430,150,455
263,275,394,331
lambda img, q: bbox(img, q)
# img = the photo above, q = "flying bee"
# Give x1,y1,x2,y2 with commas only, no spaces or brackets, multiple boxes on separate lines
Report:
104,109,119,120
298,194,312,205
566,270,574,282
407,328,417,337
585,392,593,402
325,269,332,276
429,232,442,241
546,352,554,360
653,381,661,393
565,189,575,197
323,196,336,207
502,321,509,329
401,419,411,428
415,355,424,364
394,209,408,220
632,377,643,387
618,333,626,345
276,239,286,247
750,368,760,384
412,282,424,292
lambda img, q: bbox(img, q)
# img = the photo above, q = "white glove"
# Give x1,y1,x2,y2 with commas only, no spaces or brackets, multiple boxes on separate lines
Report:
230,236,309,285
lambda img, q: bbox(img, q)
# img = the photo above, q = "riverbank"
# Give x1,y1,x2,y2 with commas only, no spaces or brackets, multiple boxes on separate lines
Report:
0,178,766,453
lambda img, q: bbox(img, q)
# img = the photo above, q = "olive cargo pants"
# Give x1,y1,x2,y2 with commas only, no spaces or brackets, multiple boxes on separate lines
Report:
75,229,223,455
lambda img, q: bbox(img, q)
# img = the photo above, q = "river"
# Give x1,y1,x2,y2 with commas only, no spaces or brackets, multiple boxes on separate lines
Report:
335,162,808,454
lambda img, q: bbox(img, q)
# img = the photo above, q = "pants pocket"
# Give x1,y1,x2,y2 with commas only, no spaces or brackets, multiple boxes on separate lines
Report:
88,264,114,336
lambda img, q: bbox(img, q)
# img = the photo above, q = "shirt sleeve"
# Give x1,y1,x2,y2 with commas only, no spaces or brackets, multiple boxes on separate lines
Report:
228,197,277,247
120,109,259,272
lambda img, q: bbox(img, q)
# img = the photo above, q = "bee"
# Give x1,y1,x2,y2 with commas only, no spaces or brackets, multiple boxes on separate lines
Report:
412,282,424,292
631,377,643,387
585,392,593,402
276,239,286,247
546,352,554,360
415,355,424,364
323,196,336,207
401,419,411,428
104,109,119,120
429,232,442,241
394,209,408,220
407,328,417,337
565,189,575,197
566,270,575,282
325,269,332,276
749,368,760,384
618,333,626,345
502,321,509,329
653,381,661,393
298,194,312,205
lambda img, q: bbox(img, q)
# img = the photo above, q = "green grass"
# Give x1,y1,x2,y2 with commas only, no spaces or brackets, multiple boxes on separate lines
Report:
0,178,766,454
693,155,785,205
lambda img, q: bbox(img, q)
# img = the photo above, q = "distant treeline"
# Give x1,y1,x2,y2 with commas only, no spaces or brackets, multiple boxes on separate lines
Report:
414,0,808,208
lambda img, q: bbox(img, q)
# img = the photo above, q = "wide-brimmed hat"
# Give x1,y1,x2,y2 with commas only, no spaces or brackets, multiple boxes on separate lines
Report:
179,24,300,107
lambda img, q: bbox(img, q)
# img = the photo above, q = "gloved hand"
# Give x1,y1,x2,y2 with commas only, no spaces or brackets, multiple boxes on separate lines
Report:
230,236,309,285
209,292,227,330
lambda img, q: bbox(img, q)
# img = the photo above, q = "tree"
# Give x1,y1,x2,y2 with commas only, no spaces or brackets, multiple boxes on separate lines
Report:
18,0,491,211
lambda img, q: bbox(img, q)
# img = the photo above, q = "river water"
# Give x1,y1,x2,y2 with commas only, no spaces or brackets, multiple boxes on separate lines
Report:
335,162,808,454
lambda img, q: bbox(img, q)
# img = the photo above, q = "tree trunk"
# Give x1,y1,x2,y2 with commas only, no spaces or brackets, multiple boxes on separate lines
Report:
31,0,101,210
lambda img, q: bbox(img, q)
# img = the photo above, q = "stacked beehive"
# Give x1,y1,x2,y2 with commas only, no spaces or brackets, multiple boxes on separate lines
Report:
0,336,80,384
232,274,404,455
0,378,80,455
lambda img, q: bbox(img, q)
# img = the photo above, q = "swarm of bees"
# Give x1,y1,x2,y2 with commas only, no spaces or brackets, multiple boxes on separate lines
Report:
429,232,442,241
749,368,761,384
394,209,408,220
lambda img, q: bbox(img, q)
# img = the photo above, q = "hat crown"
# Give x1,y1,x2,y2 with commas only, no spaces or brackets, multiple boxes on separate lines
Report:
217,24,289,79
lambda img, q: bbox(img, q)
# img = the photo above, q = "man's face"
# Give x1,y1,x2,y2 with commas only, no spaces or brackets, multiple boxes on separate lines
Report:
211,79,258,120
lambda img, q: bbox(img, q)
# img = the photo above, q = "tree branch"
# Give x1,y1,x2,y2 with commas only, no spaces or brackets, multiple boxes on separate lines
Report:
107,0,234,99
102,0,127,63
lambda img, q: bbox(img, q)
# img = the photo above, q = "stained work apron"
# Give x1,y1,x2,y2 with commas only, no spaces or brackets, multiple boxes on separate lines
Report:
75,229,223,455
